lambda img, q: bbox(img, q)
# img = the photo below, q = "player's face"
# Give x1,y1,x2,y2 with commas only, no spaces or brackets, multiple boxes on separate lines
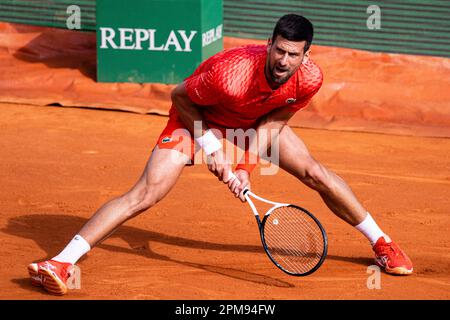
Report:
266,35,310,87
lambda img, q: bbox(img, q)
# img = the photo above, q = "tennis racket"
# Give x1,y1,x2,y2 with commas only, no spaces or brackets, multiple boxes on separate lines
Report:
229,172,328,276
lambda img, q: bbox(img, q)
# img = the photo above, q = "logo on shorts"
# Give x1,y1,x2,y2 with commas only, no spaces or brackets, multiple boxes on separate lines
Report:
161,137,172,143
286,98,297,104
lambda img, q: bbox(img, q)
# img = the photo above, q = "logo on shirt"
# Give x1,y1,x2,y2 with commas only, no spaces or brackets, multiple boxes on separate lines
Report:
286,98,297,104
161,137,172,143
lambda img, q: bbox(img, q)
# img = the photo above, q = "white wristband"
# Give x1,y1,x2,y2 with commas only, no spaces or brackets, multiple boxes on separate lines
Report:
195,130,222,155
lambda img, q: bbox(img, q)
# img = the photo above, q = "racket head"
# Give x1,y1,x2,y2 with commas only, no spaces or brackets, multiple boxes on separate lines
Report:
260,204,328,276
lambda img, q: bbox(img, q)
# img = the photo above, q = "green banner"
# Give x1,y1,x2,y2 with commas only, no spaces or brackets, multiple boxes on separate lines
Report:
96,0,223,84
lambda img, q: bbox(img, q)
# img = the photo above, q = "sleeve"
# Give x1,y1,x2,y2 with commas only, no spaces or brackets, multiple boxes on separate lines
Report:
284,87,320,112
184,66,221,106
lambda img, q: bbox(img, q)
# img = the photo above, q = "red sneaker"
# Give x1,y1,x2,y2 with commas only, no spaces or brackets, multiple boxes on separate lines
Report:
373,236,413,275
27,262,44,287
28,260,73,295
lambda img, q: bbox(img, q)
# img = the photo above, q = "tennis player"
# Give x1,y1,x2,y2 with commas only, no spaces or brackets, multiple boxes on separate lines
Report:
28,14,413,295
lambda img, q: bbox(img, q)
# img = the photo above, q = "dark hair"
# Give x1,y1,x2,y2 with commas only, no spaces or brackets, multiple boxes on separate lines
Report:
271,14,314,52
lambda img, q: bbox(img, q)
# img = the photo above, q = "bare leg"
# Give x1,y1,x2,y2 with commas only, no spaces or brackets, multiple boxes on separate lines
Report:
277,126,367,226
274,127,413,275
78,146,190,247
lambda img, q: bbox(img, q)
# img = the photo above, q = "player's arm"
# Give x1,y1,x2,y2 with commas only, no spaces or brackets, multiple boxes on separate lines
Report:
171,82,234,183
230,106,296,200
171,82,208,134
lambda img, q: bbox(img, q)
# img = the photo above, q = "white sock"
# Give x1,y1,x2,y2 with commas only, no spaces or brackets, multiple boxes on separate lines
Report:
355,213,387,246
52,235,91,265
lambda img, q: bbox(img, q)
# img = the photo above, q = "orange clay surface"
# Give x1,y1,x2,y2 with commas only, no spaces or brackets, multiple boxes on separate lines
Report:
0,102,449,300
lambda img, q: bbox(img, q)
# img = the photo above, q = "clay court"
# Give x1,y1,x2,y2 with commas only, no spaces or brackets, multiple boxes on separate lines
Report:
0,3,449,300
0,102,449,300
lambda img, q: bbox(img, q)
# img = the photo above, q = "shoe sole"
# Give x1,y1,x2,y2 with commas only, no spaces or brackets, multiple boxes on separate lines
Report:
27,263,43,287
38,267,68,295
375,259,413,275
385,266,413,275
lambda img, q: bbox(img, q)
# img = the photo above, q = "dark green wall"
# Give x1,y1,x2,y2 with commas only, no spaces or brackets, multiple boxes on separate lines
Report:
224,0,450,58
0,0,95,30
0,0,449,57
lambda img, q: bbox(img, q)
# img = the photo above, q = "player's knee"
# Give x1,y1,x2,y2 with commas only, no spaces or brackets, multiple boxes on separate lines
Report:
124,185,159,215
138,186,161,210
301,160,333,192
140,188,159,209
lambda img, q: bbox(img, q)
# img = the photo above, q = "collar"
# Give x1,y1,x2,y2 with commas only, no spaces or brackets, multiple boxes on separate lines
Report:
257,53,274,93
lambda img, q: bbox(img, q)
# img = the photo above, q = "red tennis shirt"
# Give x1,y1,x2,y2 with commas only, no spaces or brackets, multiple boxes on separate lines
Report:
183,44,323,130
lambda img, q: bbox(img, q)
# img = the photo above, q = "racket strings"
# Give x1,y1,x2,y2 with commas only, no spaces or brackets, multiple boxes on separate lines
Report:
267,221,321,271
263,206,325,274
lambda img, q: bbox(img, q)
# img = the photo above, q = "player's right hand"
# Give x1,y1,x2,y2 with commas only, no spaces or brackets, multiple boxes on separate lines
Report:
207,150,232,182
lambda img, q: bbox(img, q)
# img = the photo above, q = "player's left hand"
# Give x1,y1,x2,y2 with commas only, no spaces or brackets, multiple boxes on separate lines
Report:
227,169,250,202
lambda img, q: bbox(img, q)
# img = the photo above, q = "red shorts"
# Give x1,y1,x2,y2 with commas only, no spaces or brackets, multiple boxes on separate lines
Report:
156,108,258,169
156,108,197,165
